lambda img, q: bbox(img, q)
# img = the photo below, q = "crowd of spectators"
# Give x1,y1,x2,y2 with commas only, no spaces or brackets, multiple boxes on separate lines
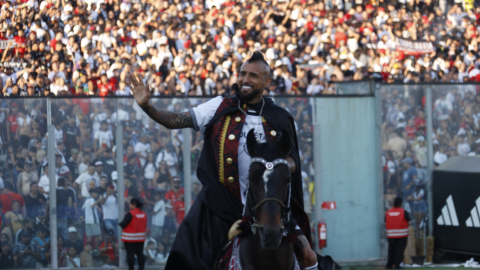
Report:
381,83,480,236
1,0,479,264
0,95,316,267
0,0,478,98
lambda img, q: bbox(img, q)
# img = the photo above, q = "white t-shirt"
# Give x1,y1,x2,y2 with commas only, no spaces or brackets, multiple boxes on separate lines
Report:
66,256,81,268
152,200,166,227
94,129,113,148
38,174,59,199
78,162,88,175
458,142,470,156
306,84,324,95
434,151,448,164
56,165,71,178
144,163,156,180
155,150,178,176
83,197,100,224
75,172,96,198
90,112,108,134
135,142,152,167
102,194,118,220
190,96,267,204
0,73,18,88
55,127,64,142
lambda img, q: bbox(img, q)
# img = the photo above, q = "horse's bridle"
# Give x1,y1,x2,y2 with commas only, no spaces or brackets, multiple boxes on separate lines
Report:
244,157,292,235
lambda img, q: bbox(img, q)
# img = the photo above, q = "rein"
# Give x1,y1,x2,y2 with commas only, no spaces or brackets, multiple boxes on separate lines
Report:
244,157,292,236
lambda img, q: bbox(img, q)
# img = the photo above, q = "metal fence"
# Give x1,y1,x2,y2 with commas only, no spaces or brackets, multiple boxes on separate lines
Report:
0,95,316,268
0,82,476,267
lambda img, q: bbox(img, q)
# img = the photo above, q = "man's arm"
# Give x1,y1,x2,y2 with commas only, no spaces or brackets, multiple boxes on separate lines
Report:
129,73,193,129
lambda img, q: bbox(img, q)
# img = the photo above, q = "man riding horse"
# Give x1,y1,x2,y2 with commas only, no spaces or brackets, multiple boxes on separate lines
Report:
130,51,319,269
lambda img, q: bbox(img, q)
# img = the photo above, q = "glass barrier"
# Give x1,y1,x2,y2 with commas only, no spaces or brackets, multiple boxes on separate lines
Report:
379,84,428,238
0,95,316,268
273,97,315,220
335,81,372,95
0,98,51,268
429,84,480,160
50,97,119,268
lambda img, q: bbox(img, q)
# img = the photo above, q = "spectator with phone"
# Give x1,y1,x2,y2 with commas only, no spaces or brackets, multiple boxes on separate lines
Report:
12,231,40,268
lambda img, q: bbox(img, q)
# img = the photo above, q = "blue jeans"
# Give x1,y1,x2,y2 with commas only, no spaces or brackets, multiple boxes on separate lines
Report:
104,219,118,235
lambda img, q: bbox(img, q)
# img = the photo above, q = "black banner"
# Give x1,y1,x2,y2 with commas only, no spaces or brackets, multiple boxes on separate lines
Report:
433,168,480,254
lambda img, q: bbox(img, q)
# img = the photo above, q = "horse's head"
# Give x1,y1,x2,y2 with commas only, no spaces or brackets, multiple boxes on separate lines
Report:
246,129,292,250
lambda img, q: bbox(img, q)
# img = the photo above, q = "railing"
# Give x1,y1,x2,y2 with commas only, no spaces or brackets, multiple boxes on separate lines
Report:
0,82,477,267
0,95,315,268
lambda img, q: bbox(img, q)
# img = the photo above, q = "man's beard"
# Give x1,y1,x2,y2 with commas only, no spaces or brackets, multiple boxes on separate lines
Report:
238,86,263,103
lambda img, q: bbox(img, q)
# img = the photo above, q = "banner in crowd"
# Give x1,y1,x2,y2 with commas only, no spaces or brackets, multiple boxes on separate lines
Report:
298,63,325,70
0,62,28,68
0,40,16,49
395,37,434,55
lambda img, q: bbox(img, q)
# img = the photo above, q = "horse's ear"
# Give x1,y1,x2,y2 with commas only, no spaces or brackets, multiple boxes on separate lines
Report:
278,129,291,158
246,129,257,157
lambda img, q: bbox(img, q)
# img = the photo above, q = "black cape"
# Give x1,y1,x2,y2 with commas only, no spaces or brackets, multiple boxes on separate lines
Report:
165,96,308,270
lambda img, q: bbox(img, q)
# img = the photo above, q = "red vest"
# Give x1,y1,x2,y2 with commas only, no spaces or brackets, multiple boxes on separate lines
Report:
121,208,147,242
385,207,409,238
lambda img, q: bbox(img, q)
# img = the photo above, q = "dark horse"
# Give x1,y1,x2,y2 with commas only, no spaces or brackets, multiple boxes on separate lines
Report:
215,130,338,270
237,129,303,270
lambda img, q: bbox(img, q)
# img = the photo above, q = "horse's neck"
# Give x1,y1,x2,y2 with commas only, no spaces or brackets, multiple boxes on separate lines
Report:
240,234,295,270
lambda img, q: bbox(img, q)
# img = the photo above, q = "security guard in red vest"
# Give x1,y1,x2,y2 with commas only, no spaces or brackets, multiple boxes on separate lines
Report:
386,197,411,269
119,198,147,270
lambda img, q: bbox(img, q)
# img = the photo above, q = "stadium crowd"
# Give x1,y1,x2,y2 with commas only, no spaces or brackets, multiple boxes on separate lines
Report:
0,0,478,97
380,83,480,237
0,0,480,266
0,95,314,267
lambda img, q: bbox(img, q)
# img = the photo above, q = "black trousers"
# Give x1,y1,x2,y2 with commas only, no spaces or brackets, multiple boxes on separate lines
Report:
124,242,145,270
386,237,408,268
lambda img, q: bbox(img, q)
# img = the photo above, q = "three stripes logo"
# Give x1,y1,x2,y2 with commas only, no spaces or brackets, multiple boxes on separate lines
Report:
436,195,459,226
466,197,480,228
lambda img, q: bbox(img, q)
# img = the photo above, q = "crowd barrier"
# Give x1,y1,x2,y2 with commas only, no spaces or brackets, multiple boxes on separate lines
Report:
0,82,476,267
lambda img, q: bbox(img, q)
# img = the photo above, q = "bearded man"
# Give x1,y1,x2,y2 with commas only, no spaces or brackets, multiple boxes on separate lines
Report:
130,52,319,269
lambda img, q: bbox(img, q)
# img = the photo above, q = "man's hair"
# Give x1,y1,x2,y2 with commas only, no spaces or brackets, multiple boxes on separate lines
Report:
246,51,271,75
394,197,403,208
58,177,65,187
4,182,13,191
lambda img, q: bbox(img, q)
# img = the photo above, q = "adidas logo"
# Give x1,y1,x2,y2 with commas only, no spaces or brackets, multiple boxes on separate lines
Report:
466,197,480,228
436,195,459,226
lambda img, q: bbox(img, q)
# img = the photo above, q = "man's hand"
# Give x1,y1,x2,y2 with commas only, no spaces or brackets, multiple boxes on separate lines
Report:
128,72,194,130
129,72,151,108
